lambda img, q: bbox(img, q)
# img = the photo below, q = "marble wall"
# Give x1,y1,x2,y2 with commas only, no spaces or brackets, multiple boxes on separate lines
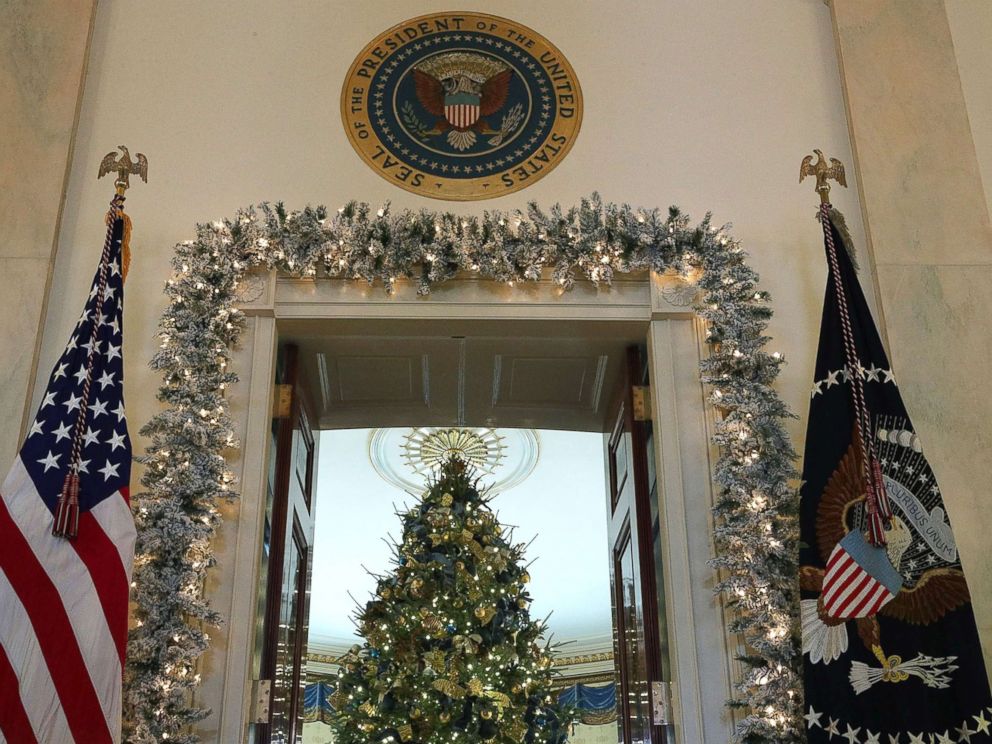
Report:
830,0,992,668
0,0,95,460
946,0,992,220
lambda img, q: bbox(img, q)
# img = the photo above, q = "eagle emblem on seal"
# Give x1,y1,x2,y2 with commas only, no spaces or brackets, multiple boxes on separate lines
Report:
412,52,517,151
801,420,968,694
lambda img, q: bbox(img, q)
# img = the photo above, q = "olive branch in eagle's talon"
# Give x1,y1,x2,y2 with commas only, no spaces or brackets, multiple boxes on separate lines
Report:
401,101,432,141
488,103,525,147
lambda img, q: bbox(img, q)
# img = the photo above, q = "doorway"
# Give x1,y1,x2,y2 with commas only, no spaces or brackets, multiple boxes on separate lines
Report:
210,271,735,743
247,319,675,744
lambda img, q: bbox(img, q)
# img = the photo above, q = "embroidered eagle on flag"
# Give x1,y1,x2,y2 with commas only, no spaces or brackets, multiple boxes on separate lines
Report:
800,436,970,690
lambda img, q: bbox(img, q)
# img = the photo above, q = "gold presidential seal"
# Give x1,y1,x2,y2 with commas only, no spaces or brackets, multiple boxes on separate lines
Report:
341,12,583,200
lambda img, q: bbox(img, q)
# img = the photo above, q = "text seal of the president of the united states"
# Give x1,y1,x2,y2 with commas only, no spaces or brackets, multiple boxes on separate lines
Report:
341,12,583,201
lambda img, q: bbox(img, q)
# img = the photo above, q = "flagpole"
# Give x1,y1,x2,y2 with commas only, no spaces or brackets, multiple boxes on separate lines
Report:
800,150,892,547
51,147,147,538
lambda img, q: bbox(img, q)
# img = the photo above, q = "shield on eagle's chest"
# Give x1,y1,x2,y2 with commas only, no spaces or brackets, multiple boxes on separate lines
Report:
444,92,481,129
820,530,903,620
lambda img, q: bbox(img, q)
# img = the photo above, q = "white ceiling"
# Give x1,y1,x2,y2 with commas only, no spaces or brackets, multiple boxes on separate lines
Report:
308,426,613,651
283,318,646,432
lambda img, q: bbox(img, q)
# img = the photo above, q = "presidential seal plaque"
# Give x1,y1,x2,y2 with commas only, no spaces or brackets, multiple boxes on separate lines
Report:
341,12,582,200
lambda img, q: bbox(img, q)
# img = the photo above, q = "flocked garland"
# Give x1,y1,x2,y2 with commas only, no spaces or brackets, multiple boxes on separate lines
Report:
125,194,801,743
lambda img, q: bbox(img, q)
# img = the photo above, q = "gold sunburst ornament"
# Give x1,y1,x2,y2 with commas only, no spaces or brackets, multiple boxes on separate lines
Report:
402,427,505,477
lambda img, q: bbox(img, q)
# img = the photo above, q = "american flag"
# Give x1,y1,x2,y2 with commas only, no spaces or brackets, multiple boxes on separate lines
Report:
0,214,136,743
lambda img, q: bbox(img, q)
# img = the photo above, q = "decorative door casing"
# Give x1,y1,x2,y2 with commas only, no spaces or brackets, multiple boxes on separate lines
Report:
255,342,317,744
605,345,667,744
196,271,734,743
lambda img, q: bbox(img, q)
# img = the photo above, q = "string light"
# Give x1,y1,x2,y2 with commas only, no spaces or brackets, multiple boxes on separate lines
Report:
129,196,801,742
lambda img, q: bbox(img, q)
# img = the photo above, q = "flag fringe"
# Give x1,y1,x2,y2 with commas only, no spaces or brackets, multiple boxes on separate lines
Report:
826,207,859,273
107,209,133,282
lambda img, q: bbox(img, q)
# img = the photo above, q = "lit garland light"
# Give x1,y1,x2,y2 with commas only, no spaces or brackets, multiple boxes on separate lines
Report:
126,194,801,743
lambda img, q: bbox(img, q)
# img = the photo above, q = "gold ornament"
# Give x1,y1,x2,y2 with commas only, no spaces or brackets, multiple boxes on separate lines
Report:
467,677,484,696
440,711,451,723
481,708,493,719
453,633,482,654
359,701,376,716
425,649,446,671
474,605,497,625
517,598,528,609
410,578,425,598
484,690,511,709
520,571,530,584
421,612,444,635
410,707,422,719
508,720,528,742
398,724,414,741
432,678,466,698
329,689,348,710
441,493,454,506
466,540,485,560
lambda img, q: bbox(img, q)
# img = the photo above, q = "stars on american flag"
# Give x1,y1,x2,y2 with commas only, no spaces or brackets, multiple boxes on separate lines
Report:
37,450,61,472
20,241,129,512
82,427,100,447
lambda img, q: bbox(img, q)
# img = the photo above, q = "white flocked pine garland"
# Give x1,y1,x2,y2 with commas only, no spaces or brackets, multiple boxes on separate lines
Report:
125,194,801,743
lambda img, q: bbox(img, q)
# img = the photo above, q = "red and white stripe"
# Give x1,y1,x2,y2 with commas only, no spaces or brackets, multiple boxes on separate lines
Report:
445,103,480,129
0,458,135,744
821,547,895,620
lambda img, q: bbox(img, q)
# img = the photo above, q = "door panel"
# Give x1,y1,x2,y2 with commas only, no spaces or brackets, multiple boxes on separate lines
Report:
256,344,317,744
605,346,667,744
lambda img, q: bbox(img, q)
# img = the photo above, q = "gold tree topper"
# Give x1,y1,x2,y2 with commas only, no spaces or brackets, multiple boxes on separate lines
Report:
800,149,847,204
98,145,148,193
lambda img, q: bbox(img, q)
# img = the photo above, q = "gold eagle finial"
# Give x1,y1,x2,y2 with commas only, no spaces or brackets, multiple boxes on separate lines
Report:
98,145,148,194
800,149,846,204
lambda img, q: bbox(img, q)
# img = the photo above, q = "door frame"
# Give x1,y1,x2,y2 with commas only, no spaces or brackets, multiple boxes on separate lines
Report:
196,269,736,743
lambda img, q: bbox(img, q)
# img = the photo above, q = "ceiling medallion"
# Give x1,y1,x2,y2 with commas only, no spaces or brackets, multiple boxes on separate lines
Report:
368,427,539,495
402,427,505,477
341,11,582,200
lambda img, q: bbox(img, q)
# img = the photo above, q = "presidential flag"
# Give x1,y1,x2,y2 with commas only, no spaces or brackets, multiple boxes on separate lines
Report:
0,203,136,744
799,205,992,742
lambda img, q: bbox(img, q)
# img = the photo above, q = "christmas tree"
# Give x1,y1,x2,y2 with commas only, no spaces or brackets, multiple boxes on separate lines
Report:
329,456,570,744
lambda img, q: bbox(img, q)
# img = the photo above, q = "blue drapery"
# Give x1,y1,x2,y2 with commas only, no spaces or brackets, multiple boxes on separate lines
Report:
557,682,616,711
303,681,335,724
302,680,617,726
557,683,617,725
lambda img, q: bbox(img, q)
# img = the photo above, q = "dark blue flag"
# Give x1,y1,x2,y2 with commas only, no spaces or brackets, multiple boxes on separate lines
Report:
800,206,992,743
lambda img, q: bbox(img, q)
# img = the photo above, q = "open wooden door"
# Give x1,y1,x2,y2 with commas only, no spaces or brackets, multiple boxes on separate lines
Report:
256,343,317,744
605,346,669,744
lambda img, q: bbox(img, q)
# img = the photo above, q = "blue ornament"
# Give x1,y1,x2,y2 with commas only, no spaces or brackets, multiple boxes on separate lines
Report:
446,624,456,634
370,649,380,658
